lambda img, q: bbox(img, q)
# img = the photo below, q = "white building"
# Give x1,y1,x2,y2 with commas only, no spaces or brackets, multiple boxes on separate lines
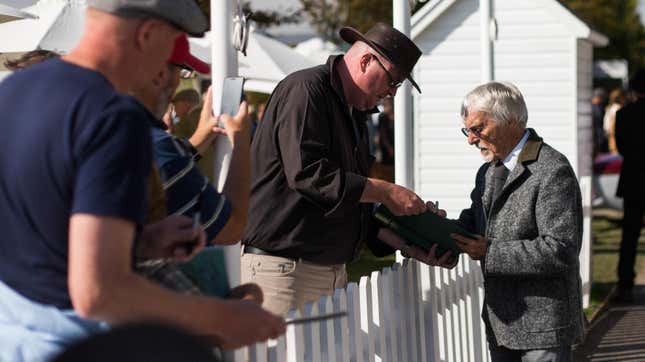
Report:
410,0,608,306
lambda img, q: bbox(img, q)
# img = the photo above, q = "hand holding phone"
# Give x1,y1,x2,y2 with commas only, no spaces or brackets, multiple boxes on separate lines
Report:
213,77,245,127
211,77,246,192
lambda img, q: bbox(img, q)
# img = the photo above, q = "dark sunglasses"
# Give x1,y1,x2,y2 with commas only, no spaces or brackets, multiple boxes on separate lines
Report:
371,54,403,89
170,62,196,79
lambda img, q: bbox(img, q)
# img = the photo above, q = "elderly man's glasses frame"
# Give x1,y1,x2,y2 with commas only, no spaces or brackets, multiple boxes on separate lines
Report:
461,125,485,138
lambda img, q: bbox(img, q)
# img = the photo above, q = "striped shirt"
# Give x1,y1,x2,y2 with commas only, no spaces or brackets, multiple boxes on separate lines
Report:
150,120,231,242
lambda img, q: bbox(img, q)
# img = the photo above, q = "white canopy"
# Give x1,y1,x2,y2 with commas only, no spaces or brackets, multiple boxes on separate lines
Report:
0,3,38,24
0,0,85,53
189,30,317,94
294,36,341,65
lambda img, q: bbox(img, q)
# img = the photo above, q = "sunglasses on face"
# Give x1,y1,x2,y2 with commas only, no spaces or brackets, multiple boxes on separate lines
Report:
371,54,404,89
170,63,196,79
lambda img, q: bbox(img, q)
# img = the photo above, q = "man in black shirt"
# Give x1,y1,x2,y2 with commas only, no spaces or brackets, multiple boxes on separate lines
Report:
241,23,453,316
615,69,645,302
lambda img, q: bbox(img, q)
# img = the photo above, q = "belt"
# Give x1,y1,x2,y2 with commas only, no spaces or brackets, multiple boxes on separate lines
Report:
242,245,296,260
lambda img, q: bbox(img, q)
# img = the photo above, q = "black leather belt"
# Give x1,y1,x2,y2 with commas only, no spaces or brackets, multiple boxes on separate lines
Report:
242,245,296,260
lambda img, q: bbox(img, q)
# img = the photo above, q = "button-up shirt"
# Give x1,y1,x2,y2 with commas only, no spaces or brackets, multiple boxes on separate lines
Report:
242,55,379,264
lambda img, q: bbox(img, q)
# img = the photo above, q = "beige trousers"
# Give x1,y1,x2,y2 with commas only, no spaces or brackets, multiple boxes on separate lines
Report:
240,251,347,317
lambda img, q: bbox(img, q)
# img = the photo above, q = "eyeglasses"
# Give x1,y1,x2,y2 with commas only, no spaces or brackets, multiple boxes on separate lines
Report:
170,62,196,79
461,125,485,138
371,54,403,89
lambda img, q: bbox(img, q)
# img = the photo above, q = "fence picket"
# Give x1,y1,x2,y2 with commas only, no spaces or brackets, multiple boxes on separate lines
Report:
248,341,268,362
358,276,375,362
303,302,321,362
401,259,417,362
333,288,350,362
370,271,387,362
347,282,363,362
410,260,427,362
319,296,337,362
286,309,305,362
389,264,404,362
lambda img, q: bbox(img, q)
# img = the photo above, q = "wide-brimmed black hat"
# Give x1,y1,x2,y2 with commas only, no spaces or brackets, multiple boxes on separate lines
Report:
340,22,422,93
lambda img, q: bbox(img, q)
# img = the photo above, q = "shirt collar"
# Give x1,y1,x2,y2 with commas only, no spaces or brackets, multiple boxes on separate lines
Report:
502,130,529,171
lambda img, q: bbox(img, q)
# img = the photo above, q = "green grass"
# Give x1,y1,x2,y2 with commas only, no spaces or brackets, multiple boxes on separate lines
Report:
585,214,645,319
348,213,644,321
347,247,395,283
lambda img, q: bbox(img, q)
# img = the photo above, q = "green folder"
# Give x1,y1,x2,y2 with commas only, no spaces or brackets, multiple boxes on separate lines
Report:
178,247,230,298
374,204,475,260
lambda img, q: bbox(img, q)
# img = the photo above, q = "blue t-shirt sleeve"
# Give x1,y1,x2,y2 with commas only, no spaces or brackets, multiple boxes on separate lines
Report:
71,100,151,225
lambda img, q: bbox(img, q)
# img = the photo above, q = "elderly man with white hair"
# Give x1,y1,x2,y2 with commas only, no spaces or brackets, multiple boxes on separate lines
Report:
450,82,585,361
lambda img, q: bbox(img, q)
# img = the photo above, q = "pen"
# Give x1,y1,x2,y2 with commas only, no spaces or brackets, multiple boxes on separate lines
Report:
285,311,347,325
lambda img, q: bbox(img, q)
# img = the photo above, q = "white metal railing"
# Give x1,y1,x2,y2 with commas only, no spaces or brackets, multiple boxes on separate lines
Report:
239,256,491,362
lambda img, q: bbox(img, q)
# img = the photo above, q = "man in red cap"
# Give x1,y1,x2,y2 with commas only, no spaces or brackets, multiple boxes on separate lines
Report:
131,33,281,344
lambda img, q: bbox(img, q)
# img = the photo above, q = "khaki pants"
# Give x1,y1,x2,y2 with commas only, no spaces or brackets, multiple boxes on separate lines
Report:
240,251,347,317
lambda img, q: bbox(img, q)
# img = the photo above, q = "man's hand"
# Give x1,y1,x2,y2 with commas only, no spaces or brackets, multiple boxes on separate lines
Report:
383,182,427,216
452,233,488,260
189,86,226,153
228,283,264,304
425,200,447,217
362,178,426,216
162,104,175,134
402,243,458,269
218,99,250,142
137,215,206,261
208,300,286,349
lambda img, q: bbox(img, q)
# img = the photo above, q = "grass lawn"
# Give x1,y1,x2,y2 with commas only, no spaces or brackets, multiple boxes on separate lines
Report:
347,211,645,320
585,212,645,318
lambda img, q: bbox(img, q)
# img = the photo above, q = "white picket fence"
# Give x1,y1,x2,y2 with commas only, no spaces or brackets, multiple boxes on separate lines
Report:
239,256,491,362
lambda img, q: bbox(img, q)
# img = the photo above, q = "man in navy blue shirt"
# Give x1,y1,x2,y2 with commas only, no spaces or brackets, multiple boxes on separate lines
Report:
0,1,284,360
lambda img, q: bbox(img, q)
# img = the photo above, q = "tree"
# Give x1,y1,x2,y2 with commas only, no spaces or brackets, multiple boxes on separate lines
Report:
559,0,645,72
194,0,301,31
300,0,392,45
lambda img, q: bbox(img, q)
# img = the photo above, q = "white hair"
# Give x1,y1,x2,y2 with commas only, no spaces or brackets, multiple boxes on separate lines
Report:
460,81,528,128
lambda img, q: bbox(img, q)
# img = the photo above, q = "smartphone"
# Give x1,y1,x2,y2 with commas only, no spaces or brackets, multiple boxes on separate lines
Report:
285,311,347,325
213,76,245,128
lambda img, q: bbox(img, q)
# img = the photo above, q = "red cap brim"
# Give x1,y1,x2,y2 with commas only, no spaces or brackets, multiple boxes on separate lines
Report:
183,53,211,74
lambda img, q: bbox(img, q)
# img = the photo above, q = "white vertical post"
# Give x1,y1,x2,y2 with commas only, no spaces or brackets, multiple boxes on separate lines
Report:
347,283,364,362
286,310,305,361
303,302,322,362
319,296,337,362
480,0,493,82
333,289,350,362
211,0,242,291
371,271,387,362
359,276,375,362
392,0,414,189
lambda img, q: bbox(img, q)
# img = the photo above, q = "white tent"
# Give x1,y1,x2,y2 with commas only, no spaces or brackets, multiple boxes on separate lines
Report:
294,36,342,64
189,30,317,94
0,0,85,53
0,3,38,24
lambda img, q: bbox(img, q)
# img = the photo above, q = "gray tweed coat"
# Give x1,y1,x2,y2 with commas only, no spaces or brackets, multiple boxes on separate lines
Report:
457,128,585,350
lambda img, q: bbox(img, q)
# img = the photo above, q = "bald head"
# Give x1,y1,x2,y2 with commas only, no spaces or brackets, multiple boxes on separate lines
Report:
338,41,401,111
63,8,180,93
